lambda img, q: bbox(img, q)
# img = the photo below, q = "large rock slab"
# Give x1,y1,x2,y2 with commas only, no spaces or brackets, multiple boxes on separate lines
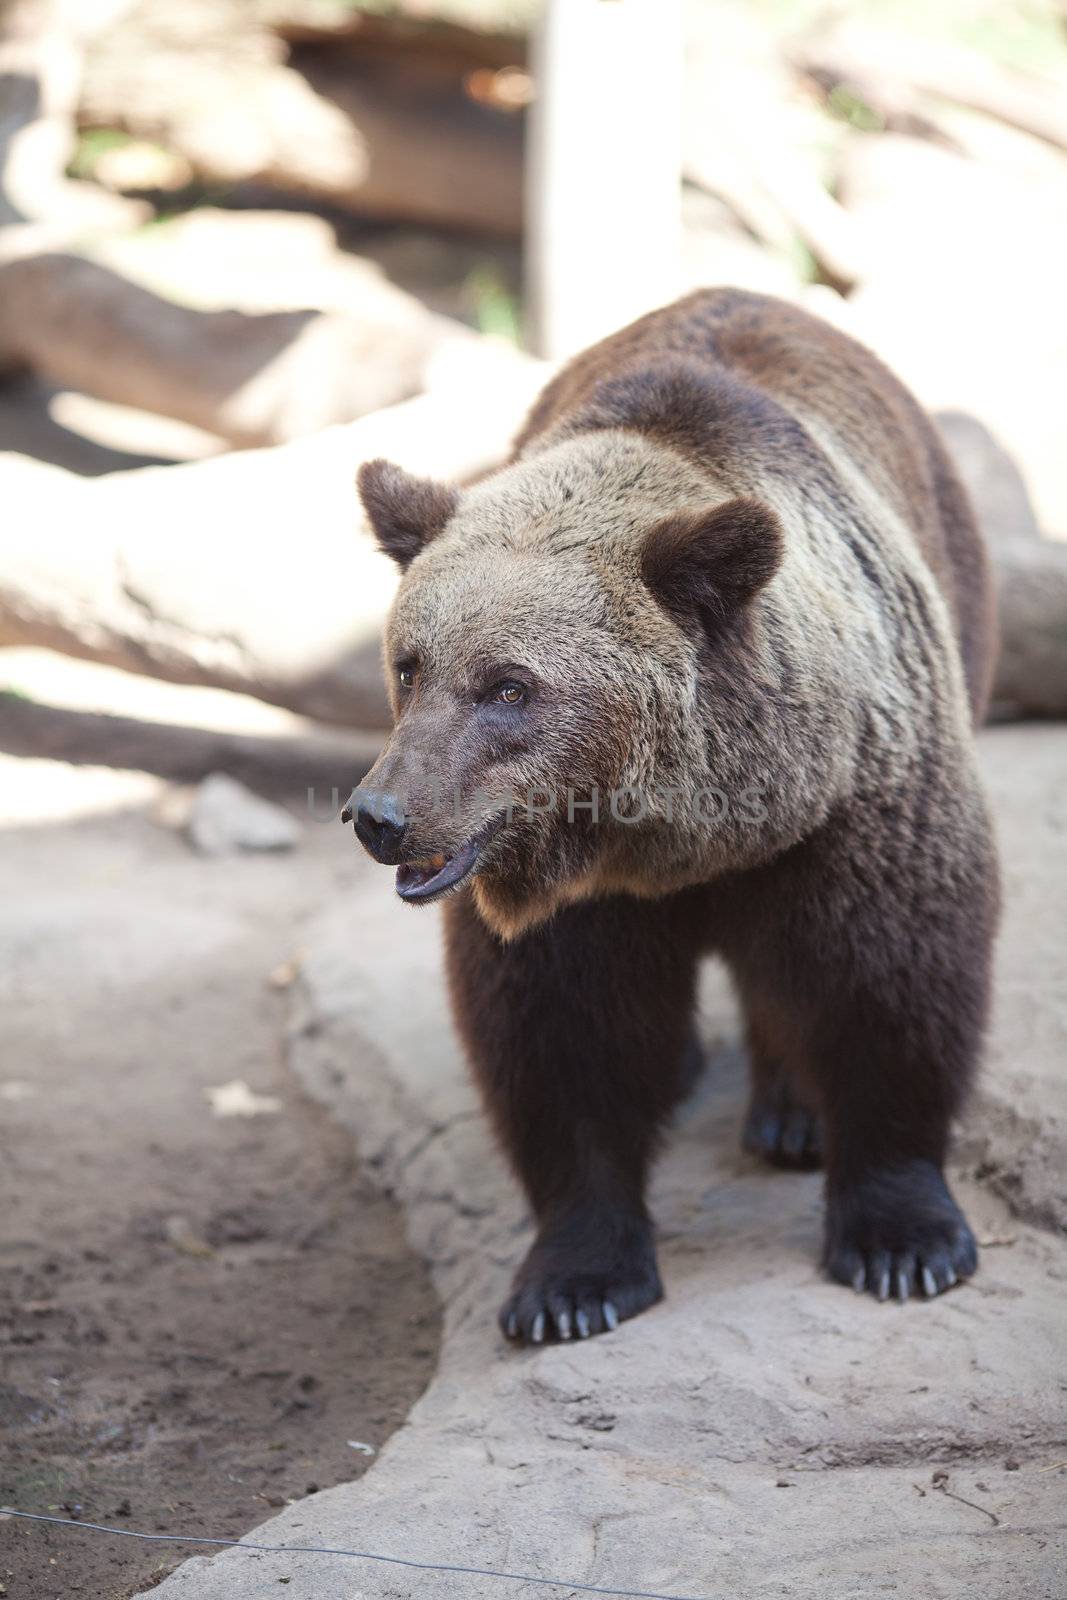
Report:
963,726,1067,1227
137,724,1067,1600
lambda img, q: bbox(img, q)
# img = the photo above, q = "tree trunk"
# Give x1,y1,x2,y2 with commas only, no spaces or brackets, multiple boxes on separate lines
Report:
525,0,681,358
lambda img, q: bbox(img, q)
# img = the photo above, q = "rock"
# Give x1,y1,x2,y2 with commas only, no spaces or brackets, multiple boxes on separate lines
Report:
988,537,1067,720
186,772,300,855
203,1077,283,1117
135,725,1067,1600
962,727,1067,1227
935,411,1043,550
163,1215,215,1257
933,411,1067,717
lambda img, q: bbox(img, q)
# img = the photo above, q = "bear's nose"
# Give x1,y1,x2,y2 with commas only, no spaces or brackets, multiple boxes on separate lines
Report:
343,786,408,865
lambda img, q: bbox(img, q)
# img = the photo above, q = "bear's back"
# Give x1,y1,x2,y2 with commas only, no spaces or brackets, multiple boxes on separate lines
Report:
516,290,995,723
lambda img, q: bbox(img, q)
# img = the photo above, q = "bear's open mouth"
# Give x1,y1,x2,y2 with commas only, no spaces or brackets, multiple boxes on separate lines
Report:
395,813,507,905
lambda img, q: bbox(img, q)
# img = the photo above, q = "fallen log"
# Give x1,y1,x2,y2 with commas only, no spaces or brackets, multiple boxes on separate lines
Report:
271,4,526,71
2,373,1063,726
0,692,379,799
0,353,548,729
682,39,867,292
288,49,523,235
790,26,1067,154
77,0,524,235
0,249,457,447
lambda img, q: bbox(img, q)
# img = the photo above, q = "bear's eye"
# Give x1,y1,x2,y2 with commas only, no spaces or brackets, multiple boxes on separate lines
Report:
493,681,526,706
397,664,416,690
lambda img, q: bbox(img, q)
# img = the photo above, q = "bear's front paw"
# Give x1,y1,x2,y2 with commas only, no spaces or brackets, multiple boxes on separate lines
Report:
824,1160,978,1303
499,1218,662,1344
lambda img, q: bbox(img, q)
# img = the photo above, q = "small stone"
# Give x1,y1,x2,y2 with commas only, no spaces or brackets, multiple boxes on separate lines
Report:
204,1080,282,1119
163,1215,215,1258
576,1411,616,1432
268,957,302,990
187,773,300,857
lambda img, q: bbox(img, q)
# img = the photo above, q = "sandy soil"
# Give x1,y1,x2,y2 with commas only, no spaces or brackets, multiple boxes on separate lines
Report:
0,763,439,1600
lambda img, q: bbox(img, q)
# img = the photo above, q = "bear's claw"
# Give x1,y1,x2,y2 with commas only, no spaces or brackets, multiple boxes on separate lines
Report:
499,1274,657,1345
823,1161,978,1303
832,1241,971,1301
742,1098,823,1170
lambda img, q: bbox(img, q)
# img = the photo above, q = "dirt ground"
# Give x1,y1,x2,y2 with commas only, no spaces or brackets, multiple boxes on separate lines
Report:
0,761,439,1600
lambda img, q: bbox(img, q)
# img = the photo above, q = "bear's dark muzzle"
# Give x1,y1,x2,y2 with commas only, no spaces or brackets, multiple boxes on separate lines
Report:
343,786,408,866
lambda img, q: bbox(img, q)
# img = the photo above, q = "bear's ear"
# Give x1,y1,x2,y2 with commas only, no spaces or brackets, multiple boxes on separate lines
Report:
357,459,459,569
640,496,783,628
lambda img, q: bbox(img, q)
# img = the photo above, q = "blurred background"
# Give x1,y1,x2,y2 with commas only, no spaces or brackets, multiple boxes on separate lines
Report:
2,4,1066,1597
3,0,1067,753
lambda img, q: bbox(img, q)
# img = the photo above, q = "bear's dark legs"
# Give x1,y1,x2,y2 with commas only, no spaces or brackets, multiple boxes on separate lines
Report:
742,1058,823,1169
812,893,994,1301
444,890,701,1342
740,1001,822,1169
815,1003,981,1302
724,802,997,1302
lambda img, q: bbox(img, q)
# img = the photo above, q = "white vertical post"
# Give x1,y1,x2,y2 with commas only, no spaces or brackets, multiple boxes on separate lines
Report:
525,0,682,361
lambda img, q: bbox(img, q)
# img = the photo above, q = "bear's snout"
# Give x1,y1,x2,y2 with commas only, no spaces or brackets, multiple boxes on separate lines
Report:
344,785,408,866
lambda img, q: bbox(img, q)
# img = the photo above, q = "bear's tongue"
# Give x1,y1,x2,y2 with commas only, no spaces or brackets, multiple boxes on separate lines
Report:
395,837,481,902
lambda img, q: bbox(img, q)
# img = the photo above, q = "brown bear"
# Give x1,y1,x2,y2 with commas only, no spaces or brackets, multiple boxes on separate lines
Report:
347,288,999,1344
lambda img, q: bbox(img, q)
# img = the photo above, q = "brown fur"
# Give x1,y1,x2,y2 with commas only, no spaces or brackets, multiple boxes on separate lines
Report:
353,289,1000,1341
517,289,997,720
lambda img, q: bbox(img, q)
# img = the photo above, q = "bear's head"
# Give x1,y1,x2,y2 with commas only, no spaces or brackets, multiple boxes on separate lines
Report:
348,428,783,939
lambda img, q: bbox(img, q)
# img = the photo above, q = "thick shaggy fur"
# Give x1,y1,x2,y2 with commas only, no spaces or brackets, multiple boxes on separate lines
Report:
356,289,1000,1341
